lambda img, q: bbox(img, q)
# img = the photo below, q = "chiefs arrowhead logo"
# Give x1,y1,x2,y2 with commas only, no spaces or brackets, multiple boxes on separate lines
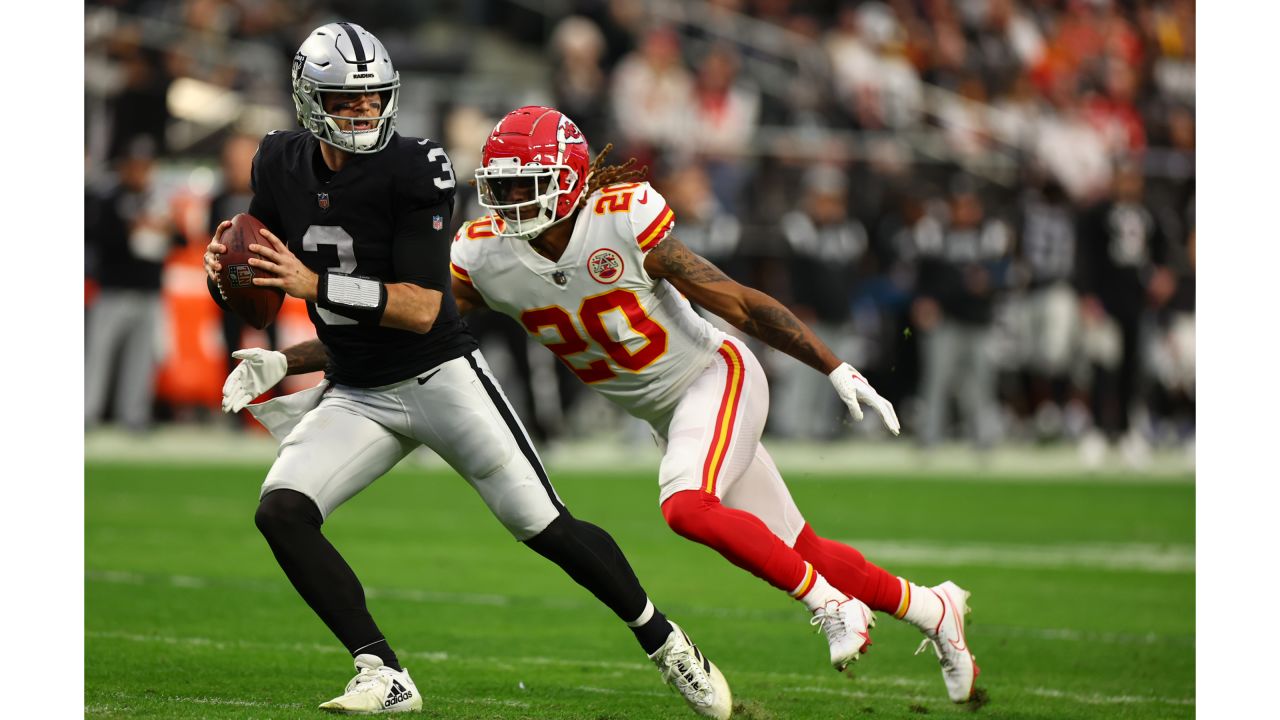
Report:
587,248,624,284
558,116,585,145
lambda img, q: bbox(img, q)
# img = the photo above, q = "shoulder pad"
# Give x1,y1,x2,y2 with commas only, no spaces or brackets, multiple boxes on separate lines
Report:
458,214,506,241
395,136,458,206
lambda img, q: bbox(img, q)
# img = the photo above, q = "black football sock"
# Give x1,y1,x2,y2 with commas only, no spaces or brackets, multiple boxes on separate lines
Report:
629,604,675,656
351,638,400,669
524,513,673,654
255,489,402,671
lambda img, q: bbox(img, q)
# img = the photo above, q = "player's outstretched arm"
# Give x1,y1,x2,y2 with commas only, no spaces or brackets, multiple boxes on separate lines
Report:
221,341,329,413
451,276,489,315
643,236,900,434
644,236,841,373
281,339,329,375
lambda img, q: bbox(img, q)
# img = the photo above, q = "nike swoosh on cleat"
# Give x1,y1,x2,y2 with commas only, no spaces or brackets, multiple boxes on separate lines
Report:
941,589,968,651
417,369,442,385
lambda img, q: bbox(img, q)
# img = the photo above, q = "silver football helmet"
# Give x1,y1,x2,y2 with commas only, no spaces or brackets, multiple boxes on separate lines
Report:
291,22,400,154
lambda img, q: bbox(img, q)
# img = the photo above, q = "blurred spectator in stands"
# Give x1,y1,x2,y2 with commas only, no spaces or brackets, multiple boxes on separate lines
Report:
937,73,993,160
662,162,745,282
770,165,872,440
1152,196,1198,440
826,2,922,131
690,43,760,212
581,0,646,72
1144,0,1195,106
1076,160,1173,466
1147,186,1194,447
1011,177,1082,441
865,179,929,409
85,137,182,432
208,133,276,375
551,16,610,145
105,26,173,161
988,71,1042,149
1033,71,1111,204
925,15,977,92
912,175,1011,449
611,26,694,164
1084,58,1146,153
444,105,496,223
986,0,1046,83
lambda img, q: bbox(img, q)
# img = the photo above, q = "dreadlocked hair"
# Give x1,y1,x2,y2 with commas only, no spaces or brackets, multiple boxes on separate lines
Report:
580,144,648,204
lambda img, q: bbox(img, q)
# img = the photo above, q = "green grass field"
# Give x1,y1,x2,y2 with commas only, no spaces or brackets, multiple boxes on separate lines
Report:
85,461,1194,719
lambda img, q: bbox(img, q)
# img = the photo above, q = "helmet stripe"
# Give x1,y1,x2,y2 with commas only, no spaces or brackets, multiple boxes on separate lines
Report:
337,22,369,66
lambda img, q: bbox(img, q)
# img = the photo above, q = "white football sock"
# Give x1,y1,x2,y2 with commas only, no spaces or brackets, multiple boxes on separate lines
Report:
896,578,944,632
795,570,846,612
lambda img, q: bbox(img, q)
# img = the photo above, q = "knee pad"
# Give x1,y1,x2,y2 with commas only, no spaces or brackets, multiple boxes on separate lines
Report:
523,512,573,554
660,490,718,541
254,488,323,537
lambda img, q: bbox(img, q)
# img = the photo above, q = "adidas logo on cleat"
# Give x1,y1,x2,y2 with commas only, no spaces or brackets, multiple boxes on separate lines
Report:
384,679,413,708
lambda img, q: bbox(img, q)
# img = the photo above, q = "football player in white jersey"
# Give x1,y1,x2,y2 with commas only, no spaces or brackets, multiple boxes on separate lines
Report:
450,106,980,703
201,27,731,719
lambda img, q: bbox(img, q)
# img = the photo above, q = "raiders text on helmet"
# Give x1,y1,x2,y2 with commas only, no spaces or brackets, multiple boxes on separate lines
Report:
292,22,399,154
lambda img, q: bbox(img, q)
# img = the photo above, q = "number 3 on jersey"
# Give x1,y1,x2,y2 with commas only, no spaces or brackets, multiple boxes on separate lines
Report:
303,225,357,325
521,288,668,383
427,146,455,190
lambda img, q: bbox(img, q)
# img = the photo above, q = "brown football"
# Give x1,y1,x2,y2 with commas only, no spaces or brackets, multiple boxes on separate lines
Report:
217,213,284,329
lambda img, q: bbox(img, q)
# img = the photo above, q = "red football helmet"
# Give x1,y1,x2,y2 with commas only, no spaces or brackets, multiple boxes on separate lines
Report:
475,106,592,239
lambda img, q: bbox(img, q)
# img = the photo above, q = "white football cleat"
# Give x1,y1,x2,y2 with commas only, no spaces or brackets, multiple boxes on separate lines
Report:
915,581,980,703
318,654,422,714
810,596,875,671
649,622,733,720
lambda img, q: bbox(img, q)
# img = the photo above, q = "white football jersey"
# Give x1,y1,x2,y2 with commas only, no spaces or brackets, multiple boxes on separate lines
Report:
451,182,725,422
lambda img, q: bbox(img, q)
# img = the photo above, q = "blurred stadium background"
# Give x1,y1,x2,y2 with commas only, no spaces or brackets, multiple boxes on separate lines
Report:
84,0,1195,471
82,2,1197,717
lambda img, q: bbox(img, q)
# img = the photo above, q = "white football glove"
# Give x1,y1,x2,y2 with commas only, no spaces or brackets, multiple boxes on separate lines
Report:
222,348,288,413
828,362,901,436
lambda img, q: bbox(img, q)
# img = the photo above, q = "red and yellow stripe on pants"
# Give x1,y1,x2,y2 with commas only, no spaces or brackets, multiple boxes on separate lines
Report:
700,340,746,496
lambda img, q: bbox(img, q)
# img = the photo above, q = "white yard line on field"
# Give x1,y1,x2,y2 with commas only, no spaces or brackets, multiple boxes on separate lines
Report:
87,569,1195,649
85,426,1195,479
89,689,530,713
86,630,1194,708
98,690,304,709
1027,687,1196,706
838,539,1195,573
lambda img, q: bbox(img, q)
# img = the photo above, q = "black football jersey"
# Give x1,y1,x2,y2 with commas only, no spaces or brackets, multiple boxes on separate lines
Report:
248,129,477,387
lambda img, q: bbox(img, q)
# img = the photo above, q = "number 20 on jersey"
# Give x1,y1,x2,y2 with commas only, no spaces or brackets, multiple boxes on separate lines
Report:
520,288,668,383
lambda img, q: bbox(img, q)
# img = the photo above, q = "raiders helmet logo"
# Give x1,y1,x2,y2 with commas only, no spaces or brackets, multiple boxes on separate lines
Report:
292,52,306,81
587,248,624,284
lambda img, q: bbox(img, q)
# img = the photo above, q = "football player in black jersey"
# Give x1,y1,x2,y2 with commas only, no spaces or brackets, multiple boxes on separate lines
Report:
201,23,730,718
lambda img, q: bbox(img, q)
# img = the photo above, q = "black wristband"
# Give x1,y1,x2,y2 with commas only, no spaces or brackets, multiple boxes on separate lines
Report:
315,269,388,326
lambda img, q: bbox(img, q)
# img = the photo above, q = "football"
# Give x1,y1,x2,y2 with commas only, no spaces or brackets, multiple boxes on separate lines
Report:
217,213,284,329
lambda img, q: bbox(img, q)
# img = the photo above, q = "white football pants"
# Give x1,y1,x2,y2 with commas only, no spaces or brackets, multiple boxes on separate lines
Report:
252,350,563,541
652,337,807,546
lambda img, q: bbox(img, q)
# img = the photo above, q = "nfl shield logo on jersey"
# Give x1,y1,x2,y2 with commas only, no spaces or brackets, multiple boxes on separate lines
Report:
588,248,624,284
317,192,330,210
433,215,444,231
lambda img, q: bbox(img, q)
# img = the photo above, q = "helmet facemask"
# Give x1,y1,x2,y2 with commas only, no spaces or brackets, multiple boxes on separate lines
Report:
294,80,399,154
475,159,580,240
